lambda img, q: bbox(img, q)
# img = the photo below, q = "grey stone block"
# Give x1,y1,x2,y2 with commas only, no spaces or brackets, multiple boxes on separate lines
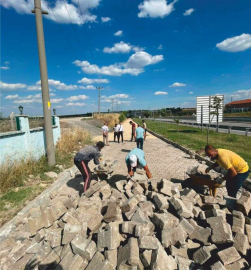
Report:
104,201,121,223
153,194,169,210
233,232,249,256
170,197,193,218
117,237,139,267
121,196,140,213
179,217,194,236
218,247,241,266
98,223,121,250
140,250,152,268
207,216,233,244
71,235,96,261
170,245,188,259
210,261,226,270
152,212,179,229
232,210,245,234
162,225,187,248
236,191,251,216
225,258,249,270
189,220,211,245
193,245,217,265
138,236,159,249
105,249,117,269
246,224,251,244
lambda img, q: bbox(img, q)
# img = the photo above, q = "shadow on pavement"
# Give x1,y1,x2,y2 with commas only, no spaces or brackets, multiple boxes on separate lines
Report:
25,259,63,270
66,176,84,196
108,174,128,188
121,149,130,153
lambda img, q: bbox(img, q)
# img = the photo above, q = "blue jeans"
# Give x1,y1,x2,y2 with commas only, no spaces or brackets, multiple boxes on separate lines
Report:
136,138,144,150
226,170,250,198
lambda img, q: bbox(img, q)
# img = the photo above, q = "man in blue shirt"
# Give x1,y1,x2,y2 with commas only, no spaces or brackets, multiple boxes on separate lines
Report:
125,148,152,179
135,124,146,150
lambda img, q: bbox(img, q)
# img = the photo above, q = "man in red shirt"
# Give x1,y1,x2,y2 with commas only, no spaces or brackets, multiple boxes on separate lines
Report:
129,121,136,141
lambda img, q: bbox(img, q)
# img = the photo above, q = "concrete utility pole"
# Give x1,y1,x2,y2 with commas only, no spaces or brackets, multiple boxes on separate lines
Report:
32,0,55,166
96,87,103,114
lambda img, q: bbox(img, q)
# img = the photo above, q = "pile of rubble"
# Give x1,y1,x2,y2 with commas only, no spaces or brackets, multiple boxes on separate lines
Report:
1,166,251,270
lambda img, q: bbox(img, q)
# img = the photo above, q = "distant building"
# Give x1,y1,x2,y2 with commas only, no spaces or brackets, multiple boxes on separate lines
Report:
225,99,251,112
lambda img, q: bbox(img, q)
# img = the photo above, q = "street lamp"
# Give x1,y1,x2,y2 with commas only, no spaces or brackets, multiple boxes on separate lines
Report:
53,109,56,115
18,105,23,115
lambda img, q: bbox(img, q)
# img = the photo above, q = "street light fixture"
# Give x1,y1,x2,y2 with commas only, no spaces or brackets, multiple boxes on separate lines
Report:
18,105,23,115
53,109,56,115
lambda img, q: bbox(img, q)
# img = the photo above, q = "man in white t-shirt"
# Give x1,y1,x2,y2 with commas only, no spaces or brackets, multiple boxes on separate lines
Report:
117,121,124,143
101,122,109,146
142,120,147,137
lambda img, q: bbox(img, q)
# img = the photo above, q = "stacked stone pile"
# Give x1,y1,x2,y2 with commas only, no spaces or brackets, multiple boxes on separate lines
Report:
1,167,251,269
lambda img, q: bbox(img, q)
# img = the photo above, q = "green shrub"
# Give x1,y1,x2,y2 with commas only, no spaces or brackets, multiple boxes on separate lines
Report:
119,112,127,122
227,134,238,143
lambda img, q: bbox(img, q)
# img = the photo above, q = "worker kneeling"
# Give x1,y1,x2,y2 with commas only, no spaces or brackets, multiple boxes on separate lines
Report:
126,148,152,179
74,141,105,192
205,145,249,198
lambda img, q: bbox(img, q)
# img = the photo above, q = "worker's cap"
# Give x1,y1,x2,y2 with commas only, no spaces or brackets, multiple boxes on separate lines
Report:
129,154,137,167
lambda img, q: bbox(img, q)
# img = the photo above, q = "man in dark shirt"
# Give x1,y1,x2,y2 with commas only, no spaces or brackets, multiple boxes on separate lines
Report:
129,121,136,142
74,141,105,192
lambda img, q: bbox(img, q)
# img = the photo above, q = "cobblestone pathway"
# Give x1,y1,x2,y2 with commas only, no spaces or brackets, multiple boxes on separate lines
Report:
59,118,200,196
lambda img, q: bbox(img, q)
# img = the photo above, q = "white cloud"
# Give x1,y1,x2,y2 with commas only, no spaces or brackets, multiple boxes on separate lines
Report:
66,102,85,106
27,85,41,91
169,82,186,87
216,34,251,52
1,0,100,25
101,94,131,105
126,51,164,69
157,44,163,50
0,81,27,91
175,89,182,92
155,91,168,95
50,93,56,96
67,95,89,101
5,94,19,99
36,79,78,90
79,85,96,89
73,51,163,76
109,94,129,99
103,41,144,54
114,30,123,36
189,91,193,94
234,89,251,97
51,98,63,103
101,17,111,23
26,94,41,99
183,8,195,16
1,66,9,70
138,0,178,18
13,99,41,104
78,78,109,84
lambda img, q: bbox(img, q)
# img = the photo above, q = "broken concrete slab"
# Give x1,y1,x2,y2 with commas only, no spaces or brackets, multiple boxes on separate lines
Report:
218,247,241,266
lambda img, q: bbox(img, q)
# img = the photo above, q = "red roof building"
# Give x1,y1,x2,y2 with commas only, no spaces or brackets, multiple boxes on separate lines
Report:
225,99,251,112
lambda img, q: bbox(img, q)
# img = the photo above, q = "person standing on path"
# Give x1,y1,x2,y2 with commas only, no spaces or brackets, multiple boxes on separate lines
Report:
135,124,145,150
142,120,147,137
101,122,109,146
205,145,250,198
117,121,124,143
74,141,105,192
125,148,152,179
129,121,136,141
113,124,119,142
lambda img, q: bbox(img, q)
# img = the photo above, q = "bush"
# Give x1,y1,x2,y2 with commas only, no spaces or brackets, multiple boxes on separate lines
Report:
119,112,127,123
227,134,238,143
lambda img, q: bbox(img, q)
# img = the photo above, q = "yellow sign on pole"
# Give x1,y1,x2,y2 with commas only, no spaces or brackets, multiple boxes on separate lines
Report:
47,101,51,109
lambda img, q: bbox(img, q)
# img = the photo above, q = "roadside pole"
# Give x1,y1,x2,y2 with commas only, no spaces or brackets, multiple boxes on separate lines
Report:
32,0,55,166
96,87,103,114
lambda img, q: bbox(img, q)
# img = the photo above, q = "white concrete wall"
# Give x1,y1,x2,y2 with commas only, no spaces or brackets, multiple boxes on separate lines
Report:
0,115,61,165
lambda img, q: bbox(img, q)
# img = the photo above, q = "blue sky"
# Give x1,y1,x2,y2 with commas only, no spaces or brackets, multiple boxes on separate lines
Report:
1,0,251,116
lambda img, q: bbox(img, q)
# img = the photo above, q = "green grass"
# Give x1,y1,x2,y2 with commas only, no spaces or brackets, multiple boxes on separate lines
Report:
134,118,251,166
224,111,251,117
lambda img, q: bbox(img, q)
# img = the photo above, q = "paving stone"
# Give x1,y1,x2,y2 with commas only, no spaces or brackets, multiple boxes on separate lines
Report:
170,245,188,259
162,225,187,248
233,232,249,256
170,197,193,218
104,201,121,222
232,210,245,234
116,180,127,192
138,201,155,217
153,193,169,210
39,250,60,270
35,229,45,242
62,212,81,225
121,196,140,213
207,216,233,244
175,256,196,270
179,217,194,236
12,254,33,269
210,261,226,270
132,182,144,195
225,258,249,270
98,223,121,250
55,250,74,269
160,179,173,196
140,250,152,268
218,247,241,266
193,245,217,265
85,251,104,270
189,219,211,245
151,243,177,270
192,206,201,218
9,242,27,262
83,181,108,198
245,216,251,225
131,208,151,224
135,223,154,237
26,239,43,254
138,236,159,249
152,212,179,229
236,191,251,216
105,249,117,269
62,223,86,245
71,235,97,261
124,206,138,221
122,221,141,234
117,237,139,266
246,224,251,244
45,228,62,248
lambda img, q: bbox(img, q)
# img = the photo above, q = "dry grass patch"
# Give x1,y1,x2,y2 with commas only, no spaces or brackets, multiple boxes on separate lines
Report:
94,113,120,128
